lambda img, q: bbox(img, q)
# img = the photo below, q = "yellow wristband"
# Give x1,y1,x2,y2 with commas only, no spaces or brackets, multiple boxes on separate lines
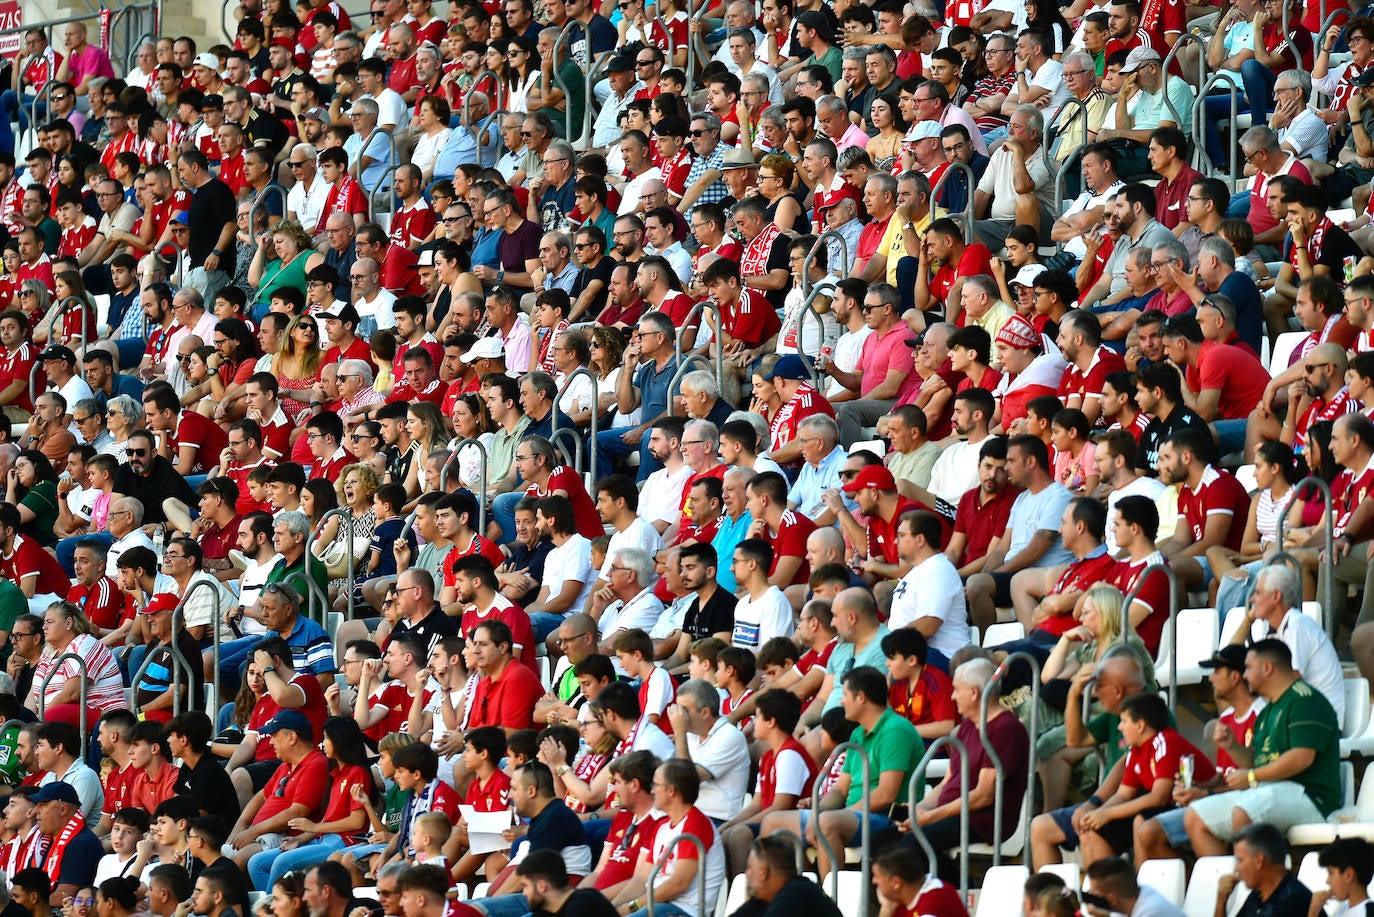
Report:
1248,768,1258,788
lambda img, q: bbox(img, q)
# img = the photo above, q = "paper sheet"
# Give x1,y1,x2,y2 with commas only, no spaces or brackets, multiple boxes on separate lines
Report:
460,805,513,855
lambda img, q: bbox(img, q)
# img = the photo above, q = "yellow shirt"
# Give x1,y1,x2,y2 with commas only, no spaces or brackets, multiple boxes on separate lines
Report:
883,207,948,287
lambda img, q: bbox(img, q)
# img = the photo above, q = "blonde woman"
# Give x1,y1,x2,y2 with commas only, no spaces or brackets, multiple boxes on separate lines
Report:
272,314,325,421
402,401,447,499
29,601,126,728
248,220,315,316
314,463,380,604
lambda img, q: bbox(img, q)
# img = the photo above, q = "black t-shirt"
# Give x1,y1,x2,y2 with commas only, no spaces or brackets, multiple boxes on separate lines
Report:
757,232,791,311
571,257,616,319
176,753,240,826
1237,873,1311,917
391,603,459,658
534,889,620,917
195,858,252,917
243,110,290,159
1136,403,1217,474
526,798,588,855
188,177,239,273
685,586,737,640
114,457,196,524
763,878,844,917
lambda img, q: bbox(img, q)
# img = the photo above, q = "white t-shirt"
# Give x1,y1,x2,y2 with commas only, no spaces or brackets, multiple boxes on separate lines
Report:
638,464,694,531
732,586,795,650
365,88,408,129
1104,476,1167,554
684,718,751,820
825,326,873,401
1271,609,1345,728
236,551,282,636
600,517,665,579
619,167,662,216
928,437,985,506
287,173,330,234
888,553,970,660
544,534,595,614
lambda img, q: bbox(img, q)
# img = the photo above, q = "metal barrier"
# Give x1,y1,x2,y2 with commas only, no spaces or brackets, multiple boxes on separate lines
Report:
223,0,370,40
906,735,970,901
1078,674,1108,772
1119,562,1178,708
353,125,398,214
1272,475,1336,641
247,183,289,234
1193,74,1241,185
465,70,503,127
45,295,91,354
37,652,89,759
810,741,871,913
930,161,976,243
582,51,616,146
665,353,714,418
550,367,600,483
645,830,709,917
802,230,850,293
314,507,359,619
686,0,714,95
551,23,582,142
982,652,1039,867
440,438,490,533
1161,32,1208,91
548,427,584,474
675,300,724,391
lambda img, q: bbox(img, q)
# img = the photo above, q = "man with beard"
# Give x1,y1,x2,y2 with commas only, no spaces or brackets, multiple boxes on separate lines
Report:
112,429,195,527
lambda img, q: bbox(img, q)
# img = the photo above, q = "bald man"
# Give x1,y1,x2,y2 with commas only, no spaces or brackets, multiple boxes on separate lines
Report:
1042,653,1148,813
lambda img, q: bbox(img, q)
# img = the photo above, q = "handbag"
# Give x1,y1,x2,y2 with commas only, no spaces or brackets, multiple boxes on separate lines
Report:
314,532,370,578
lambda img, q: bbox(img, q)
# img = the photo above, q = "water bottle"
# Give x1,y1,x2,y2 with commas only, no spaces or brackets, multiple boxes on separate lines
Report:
152,524,165,562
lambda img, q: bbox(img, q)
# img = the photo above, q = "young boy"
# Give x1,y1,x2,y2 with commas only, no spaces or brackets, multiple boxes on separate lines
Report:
380,742,460,868
614,629,675,733
570,654,616,720
338,732,417,884
881,629,957,741
410,811,452,869
360,482,414,587
461,726,511,812
1317,837,1374,917
245,465,275,513
95,807,148,884
1074,692,1215,869
715,647,756,720
755,638,800,687
719,689,817,877
687,637,726,683
0,787,41,879
505,730,538,773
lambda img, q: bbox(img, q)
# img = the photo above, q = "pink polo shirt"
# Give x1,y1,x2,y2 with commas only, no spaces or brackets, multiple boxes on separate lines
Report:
858,323,920,402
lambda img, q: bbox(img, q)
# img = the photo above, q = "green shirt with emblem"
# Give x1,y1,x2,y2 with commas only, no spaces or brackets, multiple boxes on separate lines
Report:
1252,677,1341,816
843,706,925,808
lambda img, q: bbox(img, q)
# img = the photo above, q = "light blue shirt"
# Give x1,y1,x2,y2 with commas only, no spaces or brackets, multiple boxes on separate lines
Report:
344,129,395,194
823,625,891,711
1006,481,1074,569
712,511,753,593
788,446,848,519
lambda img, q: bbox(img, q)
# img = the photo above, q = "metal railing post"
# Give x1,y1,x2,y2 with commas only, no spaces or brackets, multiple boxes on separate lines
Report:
313,507,359,619
1045,96,1087,177
46,295,91,354
464,69,503,126
1119,562,1179,707
645,831,709,917
666,354,713,417
1160,32,1208,101
1193,74,1241,184
551,23,581,142
548,427,584,473
1272,476,1336,641
583,51,615,146
441,438,489,533
906,735,970,901
550,367,600,484
930,161,975,243
803,230,850,291
127,615,197,718
38,652,88,759
982,651,1040,867
675,301,724,391
809,741,871,915
173,578,224,712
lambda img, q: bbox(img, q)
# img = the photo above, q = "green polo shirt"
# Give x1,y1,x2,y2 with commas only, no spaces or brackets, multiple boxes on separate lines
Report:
843,706,925,807
1253,677,1341,816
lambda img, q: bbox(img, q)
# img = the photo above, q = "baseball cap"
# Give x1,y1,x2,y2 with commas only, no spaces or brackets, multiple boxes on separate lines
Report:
1200,645,1250,672
905,120,942,142
321,301,361,324
1120,46,1162,74
193,52,221,71
138,593,180,616
31,783,81,805
762,354,809,381
606,52,635,72
417,249,436,267
172,212,190,226
842,465,897,494
1010,265,1046,288
259,709,314,739
461,337,505,363
38,344,76,363
301,106,329,123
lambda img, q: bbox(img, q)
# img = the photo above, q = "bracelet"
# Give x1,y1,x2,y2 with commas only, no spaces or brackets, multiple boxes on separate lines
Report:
1248,768,1258,788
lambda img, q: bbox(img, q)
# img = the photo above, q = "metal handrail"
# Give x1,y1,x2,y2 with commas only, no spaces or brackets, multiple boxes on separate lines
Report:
809,741,870,911
465,69,503,127
248,183,289,234
982,651,1039,867
930,161,975,243
1193,74,1241,185
550,367,600,483
582,51,616,146
1119,562,1179,708
686,0,713,94
665,353,713,417
674,300,724,391
37,651,88,759
45,295,91,354
645,829,709,917
170,578,221,713
353,124,398,187
440,437,490,533
1077,673,1108,771
1272,475,1336,640
1161,32,1208,105
1314,10,1357,106
548,427,584,474
906,735,970,901
551,22,583,142
314,506,359,619
795,287,832,390
802,230,850,293
368,163,401,222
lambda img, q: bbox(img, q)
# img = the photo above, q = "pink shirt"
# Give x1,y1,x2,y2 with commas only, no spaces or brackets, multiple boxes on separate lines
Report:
66,44,115,89
832,122,873,154
858,323,918,399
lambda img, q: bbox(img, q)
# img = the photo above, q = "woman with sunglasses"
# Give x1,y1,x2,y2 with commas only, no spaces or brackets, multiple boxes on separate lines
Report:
345,421,389,478
15,279,49,333
102,394,141,463
250,716,375,891
33,270,97,349
271,315,324,423
504,35,542,114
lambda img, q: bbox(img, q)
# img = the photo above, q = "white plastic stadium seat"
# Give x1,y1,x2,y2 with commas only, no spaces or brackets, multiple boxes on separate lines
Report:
982,622,1025,649
1183,857,1239,917
1287,761,1355,845
1302,601,1324,629
1298,852,1336,913
1269,331,1307,377
966,796,1028,858
1220,607,1261,646
719,874,748,917
1137,859,1186,908
825,870,866,917
1039,863,1080,889
1342,679,1371,745
973,866,1029,917
1155,609,1219,688
1234,464,1259,495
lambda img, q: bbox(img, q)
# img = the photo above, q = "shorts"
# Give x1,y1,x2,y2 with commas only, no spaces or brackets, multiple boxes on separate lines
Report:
223,831,284,857
987,572,1015,607
1047,805,1081,851
792,809,893,846
1151,808,1191,849
1187,782,1324,841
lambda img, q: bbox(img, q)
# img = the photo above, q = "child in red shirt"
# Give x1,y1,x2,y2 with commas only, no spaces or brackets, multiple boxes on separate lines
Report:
882,629,957,742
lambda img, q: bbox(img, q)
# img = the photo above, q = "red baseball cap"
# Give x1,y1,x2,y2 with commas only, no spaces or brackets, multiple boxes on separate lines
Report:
841,465,897,494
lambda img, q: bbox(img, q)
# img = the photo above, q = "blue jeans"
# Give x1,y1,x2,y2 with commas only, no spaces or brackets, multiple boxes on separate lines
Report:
249,833,347,891
473,895,530,917
115,338,146,369
1216,558,1262,617
1240,58,1277,128
595,427,661,484
1213,419,1247,456
1203,88,1248,170
529,612,566,642
216,634,264,690
56,530,114,577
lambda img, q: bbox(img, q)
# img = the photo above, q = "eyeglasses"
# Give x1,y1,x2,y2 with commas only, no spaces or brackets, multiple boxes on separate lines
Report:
288,160,309,168
689,129,710,137
1305,362,1335,372
10,632,35,640
126,448,148,457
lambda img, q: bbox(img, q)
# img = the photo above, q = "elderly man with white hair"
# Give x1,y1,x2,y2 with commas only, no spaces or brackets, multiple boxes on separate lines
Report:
787,414,847,523
285,144,328,234
343,98,394,194
667,678,752,822
337,359,382,427
592,546,664,651
973,104,1055,249
1227,563,1344,729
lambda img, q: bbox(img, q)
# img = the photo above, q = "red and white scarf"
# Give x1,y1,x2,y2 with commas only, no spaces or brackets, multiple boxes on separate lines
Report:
564,750,609,813
740,222,782,278
39,811,86,887
1294,216,1335,271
